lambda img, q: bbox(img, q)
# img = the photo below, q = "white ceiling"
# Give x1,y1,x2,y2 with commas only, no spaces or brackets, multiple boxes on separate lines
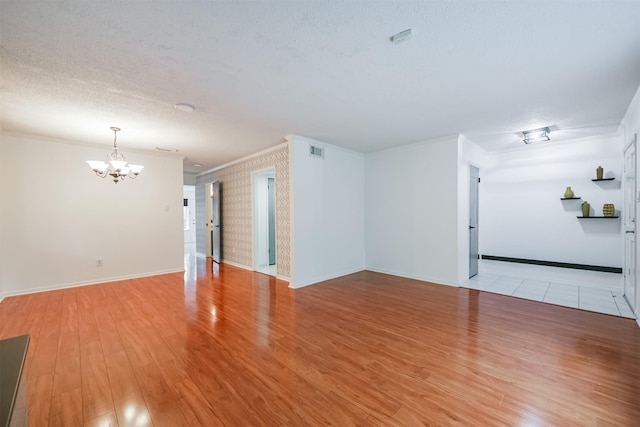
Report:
1,1,639,173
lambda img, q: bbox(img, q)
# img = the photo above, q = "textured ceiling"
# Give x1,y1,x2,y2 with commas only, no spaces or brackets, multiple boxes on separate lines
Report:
1,1,639,173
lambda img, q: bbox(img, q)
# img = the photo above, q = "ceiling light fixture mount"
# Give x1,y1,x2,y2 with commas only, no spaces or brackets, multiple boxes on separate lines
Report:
87,127,144,184
522,127,550,144
174,103,195,113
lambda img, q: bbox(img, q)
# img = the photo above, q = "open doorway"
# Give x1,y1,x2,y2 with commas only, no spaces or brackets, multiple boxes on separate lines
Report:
183,185,197,274
205,181,222,263
253,169,276,276
469,165,480,278
183,185,196,246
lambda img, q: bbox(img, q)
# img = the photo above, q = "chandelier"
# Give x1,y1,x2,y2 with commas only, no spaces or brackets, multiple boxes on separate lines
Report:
87,127,144,183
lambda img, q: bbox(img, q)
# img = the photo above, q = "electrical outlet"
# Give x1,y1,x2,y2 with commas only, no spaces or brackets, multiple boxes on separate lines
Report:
96,259,103,267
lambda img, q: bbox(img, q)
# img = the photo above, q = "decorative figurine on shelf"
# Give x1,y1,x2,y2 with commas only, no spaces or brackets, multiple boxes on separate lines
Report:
596,166,604,180
582,201,591,217
564,186,574,198
603,204,615,217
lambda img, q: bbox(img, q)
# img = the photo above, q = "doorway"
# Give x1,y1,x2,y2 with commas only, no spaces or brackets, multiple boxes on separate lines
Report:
469,165,480,278
253,169,276,276
623,134,637,316
183,185,196,245
183,185,197,274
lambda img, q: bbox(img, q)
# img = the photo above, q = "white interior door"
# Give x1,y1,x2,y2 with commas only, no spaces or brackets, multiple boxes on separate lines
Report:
623,135,636,315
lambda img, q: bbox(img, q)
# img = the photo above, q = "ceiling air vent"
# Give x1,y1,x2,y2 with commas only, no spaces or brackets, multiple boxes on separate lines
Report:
309,145,324,159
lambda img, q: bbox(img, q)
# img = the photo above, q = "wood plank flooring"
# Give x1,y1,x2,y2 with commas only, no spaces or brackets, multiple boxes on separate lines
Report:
1,259,639,426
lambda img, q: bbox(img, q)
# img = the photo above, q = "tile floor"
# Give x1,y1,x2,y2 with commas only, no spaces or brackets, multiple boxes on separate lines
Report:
464,272,636,318
256,264,277,276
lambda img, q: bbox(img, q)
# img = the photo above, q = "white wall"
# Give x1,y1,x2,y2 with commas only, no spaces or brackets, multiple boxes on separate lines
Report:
480,133,623,268
183,172,197,185
365,135,460,286
457,135,487,283
0,134,184,297
290,135,365,288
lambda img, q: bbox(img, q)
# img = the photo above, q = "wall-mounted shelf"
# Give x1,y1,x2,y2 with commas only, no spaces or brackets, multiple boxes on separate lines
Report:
562,172,617,220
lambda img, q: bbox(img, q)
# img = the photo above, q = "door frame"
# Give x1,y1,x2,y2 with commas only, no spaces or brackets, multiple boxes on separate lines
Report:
469,164,480,278
251,167,276,275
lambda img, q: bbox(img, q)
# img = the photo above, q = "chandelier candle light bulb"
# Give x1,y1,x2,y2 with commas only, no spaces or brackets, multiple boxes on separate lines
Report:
87,127,144,183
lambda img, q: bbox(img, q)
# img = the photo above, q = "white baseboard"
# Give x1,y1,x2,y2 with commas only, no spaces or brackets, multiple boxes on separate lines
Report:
364,266,458,288
221,259,252,271
221,260,290,282
0,268,185,299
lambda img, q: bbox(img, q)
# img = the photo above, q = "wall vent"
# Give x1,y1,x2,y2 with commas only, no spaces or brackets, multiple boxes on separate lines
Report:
309,145,324,159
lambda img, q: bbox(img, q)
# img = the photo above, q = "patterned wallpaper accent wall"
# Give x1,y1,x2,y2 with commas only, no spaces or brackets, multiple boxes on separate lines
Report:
195,145,290,279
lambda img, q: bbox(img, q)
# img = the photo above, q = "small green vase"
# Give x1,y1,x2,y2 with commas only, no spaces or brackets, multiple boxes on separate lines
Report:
581,201,590,217
596,166,604,180
564,186,574,198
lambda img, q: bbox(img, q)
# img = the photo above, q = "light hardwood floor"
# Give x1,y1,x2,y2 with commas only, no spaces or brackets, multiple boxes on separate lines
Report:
1,259,639,426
